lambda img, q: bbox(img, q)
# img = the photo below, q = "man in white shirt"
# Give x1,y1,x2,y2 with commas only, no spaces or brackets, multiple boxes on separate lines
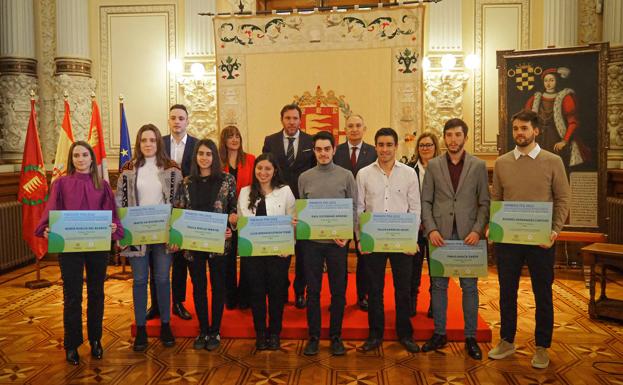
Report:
356,127,421,353
146,104,197,321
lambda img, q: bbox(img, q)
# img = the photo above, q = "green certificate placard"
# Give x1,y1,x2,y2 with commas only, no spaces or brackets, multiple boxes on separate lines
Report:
117,204,171,246
295,199,353,240
169,209,228,253
238,215,295,256
48,210,112,253
489,201,553,245
429,240,488,278
359,212,419,253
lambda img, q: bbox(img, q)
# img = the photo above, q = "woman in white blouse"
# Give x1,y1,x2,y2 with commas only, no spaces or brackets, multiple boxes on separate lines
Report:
236,153,295,351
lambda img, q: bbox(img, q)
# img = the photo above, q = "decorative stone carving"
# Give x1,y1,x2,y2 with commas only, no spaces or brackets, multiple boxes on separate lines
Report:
607,48,623,168
179,72,218,140
37,0,58,162
578,0,602,44
54,74,96,143
0,75,38,159
608,104,623,147
423,71,469,137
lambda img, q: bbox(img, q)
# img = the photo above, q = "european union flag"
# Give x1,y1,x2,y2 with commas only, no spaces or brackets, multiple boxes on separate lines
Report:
119,103,132,171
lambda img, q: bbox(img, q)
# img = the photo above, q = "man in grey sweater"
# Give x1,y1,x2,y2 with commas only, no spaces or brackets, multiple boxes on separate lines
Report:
298,130,357,356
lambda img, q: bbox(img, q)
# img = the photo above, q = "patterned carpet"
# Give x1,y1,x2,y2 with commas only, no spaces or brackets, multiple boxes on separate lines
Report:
1,262,622,385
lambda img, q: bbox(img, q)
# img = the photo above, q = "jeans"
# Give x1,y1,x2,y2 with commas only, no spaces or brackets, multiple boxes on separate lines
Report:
303,241,348,338
495,243,555,347
58,251,109,349
190,252,226,335
244,255,290,336
365,252,414,340
129,244,172,325
431,276,479,338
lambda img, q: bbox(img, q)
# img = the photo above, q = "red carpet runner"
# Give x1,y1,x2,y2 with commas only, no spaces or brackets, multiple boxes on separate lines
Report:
134,273,492,342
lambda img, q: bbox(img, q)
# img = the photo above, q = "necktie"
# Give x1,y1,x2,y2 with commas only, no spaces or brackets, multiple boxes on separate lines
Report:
350,146,358,170
286,137,295,167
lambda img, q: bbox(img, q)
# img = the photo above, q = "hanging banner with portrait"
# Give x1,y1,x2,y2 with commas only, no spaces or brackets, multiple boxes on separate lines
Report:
497,43,609,232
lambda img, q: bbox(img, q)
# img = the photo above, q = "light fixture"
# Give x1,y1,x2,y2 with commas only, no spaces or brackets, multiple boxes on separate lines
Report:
168,58,182,75
190,62,205,79
465,53,480,70
441,54,456,71
422,56,431,71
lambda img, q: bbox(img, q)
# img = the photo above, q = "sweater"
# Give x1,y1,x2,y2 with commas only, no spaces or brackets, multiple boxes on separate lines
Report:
492,149,570,233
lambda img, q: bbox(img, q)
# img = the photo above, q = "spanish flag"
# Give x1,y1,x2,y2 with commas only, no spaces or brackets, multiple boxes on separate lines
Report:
51,100,75,183
18,98,48,259
87,98,109,181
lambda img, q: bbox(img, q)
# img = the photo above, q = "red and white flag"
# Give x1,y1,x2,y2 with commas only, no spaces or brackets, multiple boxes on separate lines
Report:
87,98,109,181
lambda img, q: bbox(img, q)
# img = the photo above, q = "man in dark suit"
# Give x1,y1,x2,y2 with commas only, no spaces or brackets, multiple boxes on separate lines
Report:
146,104,198,321
333,114,377,311
262,104,315,308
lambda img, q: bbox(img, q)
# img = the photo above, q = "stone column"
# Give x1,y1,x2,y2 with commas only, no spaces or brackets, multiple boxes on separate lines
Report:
603,0,623,46
0,0,38,161
54,0,95,142
543,0,578,47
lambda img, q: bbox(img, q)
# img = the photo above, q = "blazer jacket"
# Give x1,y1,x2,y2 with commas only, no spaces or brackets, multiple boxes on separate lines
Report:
421,152,490,240
163,133,198,177
237,185,296,217
223,152,256,197
333,141,377,177
262,130,315,199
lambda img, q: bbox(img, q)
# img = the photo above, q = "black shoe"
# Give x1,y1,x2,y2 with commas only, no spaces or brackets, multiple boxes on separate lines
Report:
295,294,307,309
160,322,175,347
360,338,382,352
205,333,221,351
357,297,369,312
303,337,319,356
133,325,148,352
400,337,420,353
465,337,482,360
193,334,208,350
267,334,280,350
238,301,250,310
427,303,433,319
90,340,103,359
330,336,346,356
172,302,192,320
255,333,268,351
421,333,447,352
65,349,79,365
145,306,159,320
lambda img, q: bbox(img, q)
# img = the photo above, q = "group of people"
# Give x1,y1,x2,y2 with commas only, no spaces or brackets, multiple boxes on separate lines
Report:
35,103,569,370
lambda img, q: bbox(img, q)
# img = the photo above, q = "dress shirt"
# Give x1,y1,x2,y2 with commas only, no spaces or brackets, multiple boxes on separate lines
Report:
170,133,187,166
282,130,300,159
356,160,421,217
513,143,541,160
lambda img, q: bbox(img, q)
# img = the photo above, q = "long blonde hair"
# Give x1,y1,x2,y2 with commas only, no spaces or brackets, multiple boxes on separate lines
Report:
413,132,441,164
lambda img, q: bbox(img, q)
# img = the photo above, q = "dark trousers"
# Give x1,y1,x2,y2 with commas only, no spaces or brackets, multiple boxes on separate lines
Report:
190,252,226,335
225,233,250,305
292,241,306,296
495,243,555,348
411,236,431,303
149,250,189,308
365,252,413,340
347,237,367,300
58,251,108,350
243,256,290,336
304,241,348,338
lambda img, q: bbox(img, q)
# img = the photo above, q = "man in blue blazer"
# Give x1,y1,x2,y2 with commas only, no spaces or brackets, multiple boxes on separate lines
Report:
146,104,198,321
333,114,377,311
262,104,316,308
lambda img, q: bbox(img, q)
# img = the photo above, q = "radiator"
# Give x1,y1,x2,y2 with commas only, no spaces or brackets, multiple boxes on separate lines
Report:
0,201,35,271
607,197,623,244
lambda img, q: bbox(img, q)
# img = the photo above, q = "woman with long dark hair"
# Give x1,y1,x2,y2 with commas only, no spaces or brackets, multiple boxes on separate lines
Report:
235,153,295,350
173,138,237,351
116,124,183,352
36,141,123,365
219,125,255,309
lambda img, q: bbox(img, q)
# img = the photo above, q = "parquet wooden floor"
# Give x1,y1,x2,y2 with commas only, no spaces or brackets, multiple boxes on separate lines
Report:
1,262,622,385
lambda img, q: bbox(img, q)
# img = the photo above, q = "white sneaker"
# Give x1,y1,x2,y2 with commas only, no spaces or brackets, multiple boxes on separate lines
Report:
487,339,516,360
531,346,549,369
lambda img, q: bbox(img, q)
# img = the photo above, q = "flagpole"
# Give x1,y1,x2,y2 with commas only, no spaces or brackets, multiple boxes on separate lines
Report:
109,94,132,281
24,90,53,290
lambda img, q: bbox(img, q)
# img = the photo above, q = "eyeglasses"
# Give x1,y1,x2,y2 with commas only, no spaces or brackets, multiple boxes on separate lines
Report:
418,143,435,149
